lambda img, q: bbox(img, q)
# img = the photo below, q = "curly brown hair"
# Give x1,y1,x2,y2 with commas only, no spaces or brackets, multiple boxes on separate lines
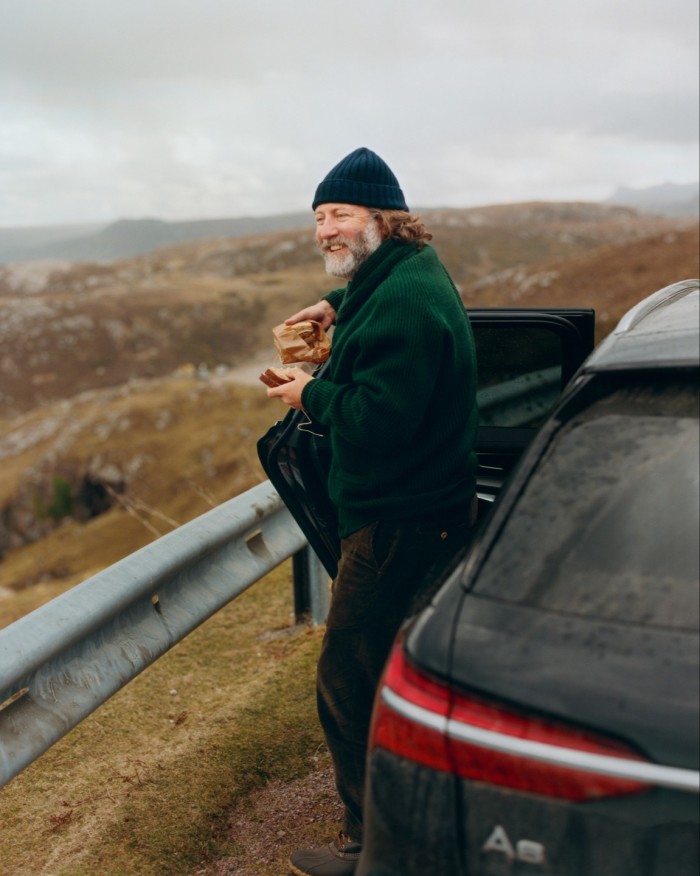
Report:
371,209,433,249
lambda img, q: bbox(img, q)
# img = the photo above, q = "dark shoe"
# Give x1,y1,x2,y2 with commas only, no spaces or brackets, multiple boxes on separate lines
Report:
289,831,362,876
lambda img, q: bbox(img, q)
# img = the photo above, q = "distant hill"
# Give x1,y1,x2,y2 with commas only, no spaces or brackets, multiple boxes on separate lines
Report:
0,212,311,264
1,184,698,264
1,200,697,421
605,182,699,218
0,222,106,260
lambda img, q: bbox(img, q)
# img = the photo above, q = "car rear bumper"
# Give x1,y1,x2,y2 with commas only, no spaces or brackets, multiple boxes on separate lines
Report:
358,750,700,876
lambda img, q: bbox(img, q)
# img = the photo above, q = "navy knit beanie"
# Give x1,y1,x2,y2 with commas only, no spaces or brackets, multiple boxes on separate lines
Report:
312,147,409,211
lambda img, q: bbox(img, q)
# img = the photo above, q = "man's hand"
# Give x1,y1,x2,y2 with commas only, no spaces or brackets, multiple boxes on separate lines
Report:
285,300,336,331
266,367,314,409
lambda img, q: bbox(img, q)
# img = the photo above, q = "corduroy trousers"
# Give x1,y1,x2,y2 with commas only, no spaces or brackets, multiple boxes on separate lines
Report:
316,503,476,842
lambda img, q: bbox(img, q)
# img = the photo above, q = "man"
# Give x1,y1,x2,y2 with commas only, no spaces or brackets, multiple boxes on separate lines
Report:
267,147,479,876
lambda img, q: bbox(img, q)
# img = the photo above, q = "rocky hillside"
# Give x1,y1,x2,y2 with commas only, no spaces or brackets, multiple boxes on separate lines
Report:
1,202,695,419
0,376,279,603
0,228,333,418
0,202,697,598
460,221,700,341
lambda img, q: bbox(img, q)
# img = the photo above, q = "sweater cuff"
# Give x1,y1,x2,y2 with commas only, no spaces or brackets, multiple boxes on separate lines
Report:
322,287,346,317
301,376,337,426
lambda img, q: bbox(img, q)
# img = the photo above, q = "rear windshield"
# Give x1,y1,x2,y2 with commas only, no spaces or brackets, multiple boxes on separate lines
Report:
473,377,700,631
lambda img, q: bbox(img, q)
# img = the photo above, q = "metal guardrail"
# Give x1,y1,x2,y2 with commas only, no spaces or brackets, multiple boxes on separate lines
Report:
0,480,328,789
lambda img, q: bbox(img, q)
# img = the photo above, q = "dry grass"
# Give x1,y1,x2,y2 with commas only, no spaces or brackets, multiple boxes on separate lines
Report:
0,565,329,876
204,753,342,876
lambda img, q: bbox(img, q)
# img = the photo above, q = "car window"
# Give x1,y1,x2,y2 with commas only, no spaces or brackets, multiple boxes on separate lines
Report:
472,377,700,632
475,325,564,429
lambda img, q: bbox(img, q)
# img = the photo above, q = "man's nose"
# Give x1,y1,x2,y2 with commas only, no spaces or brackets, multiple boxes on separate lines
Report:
316,218,338,239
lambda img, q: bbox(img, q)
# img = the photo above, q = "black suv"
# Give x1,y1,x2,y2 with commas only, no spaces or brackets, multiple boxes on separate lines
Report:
259,279,699,875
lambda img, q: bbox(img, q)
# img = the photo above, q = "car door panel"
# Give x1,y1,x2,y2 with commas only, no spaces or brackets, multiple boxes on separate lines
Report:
471,308,594,510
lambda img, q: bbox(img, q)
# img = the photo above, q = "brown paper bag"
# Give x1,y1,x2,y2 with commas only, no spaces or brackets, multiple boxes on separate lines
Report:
271,320,331,365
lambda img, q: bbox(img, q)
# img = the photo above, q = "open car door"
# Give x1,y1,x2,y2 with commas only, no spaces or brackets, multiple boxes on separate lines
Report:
257,307,595,578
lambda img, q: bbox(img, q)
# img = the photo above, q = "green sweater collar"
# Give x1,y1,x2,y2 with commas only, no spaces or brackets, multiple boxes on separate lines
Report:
336,238,417,323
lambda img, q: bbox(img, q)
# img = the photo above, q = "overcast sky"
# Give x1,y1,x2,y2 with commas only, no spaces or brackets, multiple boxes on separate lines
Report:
1,0,698,228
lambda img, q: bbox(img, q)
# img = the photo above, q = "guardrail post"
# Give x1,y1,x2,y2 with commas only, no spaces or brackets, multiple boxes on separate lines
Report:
292,547,330,626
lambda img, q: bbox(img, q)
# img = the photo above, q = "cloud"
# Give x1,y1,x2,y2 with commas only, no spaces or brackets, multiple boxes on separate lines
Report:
0,0,697,225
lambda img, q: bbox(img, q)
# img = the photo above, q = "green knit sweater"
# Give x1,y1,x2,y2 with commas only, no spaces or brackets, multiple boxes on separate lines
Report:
301,238,478,538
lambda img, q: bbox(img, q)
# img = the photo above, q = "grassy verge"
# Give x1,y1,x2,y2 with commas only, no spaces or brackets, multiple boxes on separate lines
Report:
0,564,328,876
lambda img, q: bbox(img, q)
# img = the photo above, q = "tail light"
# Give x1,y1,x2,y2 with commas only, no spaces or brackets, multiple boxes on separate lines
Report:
370,640,653,802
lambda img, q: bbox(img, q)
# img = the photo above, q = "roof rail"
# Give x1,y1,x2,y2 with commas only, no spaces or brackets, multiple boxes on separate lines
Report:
614,279,699,335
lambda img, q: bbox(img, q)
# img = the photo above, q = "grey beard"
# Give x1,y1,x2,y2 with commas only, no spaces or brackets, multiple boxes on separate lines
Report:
321,220,383,279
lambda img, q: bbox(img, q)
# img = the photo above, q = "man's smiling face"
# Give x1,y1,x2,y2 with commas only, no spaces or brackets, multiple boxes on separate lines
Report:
314,203,384,279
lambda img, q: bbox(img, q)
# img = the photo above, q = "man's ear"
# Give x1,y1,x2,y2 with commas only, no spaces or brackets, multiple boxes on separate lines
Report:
372,211,389,240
